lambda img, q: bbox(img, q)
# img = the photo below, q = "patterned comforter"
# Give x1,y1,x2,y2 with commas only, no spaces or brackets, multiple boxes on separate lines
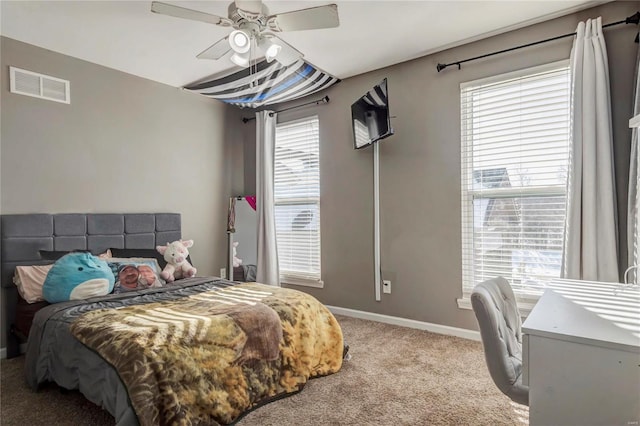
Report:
26,279,344,425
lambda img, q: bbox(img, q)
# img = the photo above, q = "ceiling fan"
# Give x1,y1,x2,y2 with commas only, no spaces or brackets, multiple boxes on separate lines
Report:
151,1,339,68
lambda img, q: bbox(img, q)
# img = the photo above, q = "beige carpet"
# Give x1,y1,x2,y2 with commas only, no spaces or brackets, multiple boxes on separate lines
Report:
0,315,528,425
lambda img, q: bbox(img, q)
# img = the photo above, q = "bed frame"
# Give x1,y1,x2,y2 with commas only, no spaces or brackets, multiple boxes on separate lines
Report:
1,213,182,358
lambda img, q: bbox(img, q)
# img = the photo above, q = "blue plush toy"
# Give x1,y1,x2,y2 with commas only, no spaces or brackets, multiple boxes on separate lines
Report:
42,252,115,303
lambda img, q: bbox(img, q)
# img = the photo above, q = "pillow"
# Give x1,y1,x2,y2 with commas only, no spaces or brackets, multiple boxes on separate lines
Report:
13,264,54,303
40,249,112,261
42,252,115,303
107,258,166,294
109,248,168,269
109,248,193,270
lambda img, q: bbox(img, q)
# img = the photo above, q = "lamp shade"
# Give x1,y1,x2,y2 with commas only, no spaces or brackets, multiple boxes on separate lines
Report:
257,36,282,63
257,34,302,66
230,51,250,68
265,44,281,63
229,30,251,54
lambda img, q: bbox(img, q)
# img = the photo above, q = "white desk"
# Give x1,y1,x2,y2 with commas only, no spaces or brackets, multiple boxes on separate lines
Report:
522,279,640,426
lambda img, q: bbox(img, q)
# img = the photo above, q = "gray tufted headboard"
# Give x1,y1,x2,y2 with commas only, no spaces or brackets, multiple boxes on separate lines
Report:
0,213,181,357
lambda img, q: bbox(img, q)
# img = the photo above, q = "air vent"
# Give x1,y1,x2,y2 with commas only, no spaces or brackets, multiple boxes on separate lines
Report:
9,66,70,104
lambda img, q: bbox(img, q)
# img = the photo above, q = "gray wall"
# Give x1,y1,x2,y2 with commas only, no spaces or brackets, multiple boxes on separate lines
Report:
1,37,242,275
243,1,639,331
0,37,243,346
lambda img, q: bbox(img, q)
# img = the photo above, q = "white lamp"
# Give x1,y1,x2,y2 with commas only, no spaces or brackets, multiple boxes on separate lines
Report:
265,44,281,62
229,29,251,54
257,34,302,67
258,36,282,63
230,51,250,67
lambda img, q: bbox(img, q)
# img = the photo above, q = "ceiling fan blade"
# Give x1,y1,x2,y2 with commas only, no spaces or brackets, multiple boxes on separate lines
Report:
267,4,339,32
197,37,232,60
151,1,233,27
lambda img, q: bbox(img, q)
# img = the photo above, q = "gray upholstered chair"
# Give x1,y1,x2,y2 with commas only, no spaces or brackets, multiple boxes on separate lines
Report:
471,277,529,406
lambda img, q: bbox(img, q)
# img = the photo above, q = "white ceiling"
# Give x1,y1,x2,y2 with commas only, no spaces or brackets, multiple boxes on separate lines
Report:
1,1,604,88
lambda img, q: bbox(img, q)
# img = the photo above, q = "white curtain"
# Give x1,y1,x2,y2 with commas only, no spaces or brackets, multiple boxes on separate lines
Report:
255,110,280,286
628,46,640,284
562,17,619,282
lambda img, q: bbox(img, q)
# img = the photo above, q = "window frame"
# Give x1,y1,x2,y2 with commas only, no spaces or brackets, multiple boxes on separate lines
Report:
458,60,571,313
274,115,323,288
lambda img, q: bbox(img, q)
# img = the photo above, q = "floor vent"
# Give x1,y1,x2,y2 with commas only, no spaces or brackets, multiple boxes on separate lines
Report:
9,66,70,104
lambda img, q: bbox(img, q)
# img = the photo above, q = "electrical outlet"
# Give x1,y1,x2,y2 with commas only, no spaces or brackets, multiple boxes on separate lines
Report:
220,268,226,279
383,279,391,294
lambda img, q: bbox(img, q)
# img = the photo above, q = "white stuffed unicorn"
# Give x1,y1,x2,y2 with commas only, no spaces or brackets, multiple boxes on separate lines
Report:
233,241,243,267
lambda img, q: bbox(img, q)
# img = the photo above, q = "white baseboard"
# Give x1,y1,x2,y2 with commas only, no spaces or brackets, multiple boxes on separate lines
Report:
327,306,481,342
0,343,28,360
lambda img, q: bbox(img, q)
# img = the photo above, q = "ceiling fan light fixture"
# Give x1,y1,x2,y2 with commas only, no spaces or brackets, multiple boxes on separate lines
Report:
151,1,340,68
229,29,251,53
230,51,250,68
257,35,282,63
265,44,281,63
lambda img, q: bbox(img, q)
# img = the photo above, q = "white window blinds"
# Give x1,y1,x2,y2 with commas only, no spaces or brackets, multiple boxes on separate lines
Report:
274,116,321,284
460,62,571,299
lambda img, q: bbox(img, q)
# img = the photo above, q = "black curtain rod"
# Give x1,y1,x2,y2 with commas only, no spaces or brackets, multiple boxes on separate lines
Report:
241,96,330,123
437,11,640,72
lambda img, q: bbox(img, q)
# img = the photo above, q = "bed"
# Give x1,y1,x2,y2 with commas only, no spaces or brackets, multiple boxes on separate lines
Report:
1,213,344,425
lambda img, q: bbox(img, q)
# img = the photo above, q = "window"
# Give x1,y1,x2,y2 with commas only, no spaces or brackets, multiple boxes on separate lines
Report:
274,116,322,286
460,62,571,308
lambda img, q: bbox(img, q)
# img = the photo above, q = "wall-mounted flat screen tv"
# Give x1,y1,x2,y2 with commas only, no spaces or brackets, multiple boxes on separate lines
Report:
351,78,394,149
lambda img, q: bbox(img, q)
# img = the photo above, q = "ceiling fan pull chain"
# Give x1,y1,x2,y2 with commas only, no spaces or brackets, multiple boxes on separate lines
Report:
249,38,256,88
